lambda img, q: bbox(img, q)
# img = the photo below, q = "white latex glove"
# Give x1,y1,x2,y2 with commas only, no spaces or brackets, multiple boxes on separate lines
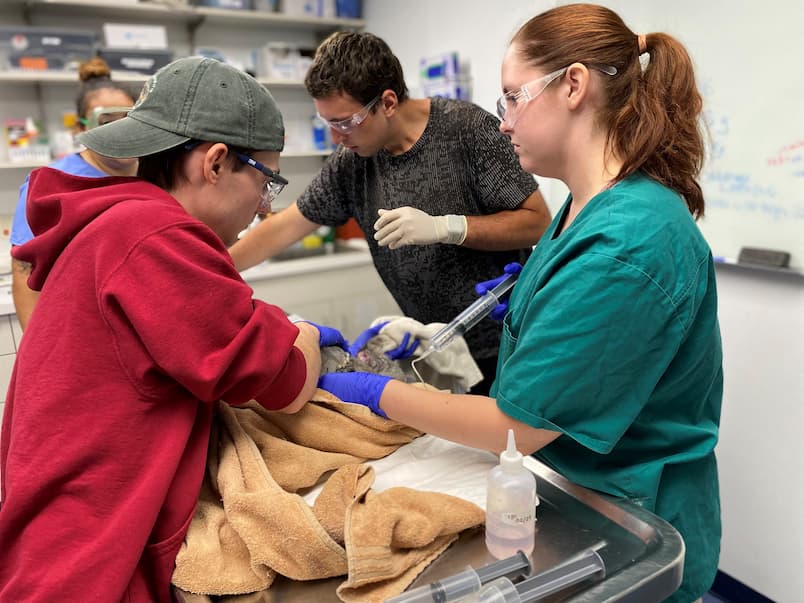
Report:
373,207,467,249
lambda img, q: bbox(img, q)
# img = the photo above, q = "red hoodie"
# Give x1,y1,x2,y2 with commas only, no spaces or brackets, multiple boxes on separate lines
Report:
0,168,307,601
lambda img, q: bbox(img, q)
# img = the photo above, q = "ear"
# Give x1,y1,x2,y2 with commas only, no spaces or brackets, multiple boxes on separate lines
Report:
379,89,398,118
565,63,591,111
202,143,230,184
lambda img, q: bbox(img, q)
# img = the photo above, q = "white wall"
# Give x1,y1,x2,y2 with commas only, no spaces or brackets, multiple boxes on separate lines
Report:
365,2,804,601
714,266,804,602
363,0,565,214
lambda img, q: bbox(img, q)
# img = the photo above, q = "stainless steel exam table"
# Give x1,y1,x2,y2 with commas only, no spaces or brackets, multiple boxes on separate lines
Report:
176,457,684,603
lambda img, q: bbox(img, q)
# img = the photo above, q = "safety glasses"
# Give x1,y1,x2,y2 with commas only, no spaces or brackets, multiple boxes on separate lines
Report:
317,95,380,134
235,153,288,214
79,106,133,129
496,64,617,127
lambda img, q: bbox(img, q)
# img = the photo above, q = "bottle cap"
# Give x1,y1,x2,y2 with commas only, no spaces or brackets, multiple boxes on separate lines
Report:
500,429,523,471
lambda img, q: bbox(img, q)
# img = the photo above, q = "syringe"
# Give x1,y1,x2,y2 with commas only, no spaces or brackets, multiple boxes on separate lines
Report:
458,548,605,603
385,551,531,603
428,271,519,352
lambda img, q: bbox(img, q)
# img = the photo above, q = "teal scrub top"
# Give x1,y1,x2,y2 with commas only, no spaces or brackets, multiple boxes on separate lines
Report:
493,172,723,603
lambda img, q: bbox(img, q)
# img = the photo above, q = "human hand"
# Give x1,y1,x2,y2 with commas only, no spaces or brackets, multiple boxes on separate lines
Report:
475,262,523,320
349,321,420,360
348,321,389,356
374,207,467,249
317,372,393,418
300,321,349,351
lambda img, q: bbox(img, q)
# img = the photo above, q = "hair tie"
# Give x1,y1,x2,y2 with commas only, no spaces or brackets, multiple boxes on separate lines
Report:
637,34,647,54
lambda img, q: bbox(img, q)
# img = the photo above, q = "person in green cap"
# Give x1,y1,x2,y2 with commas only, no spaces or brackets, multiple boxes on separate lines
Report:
0,56,346,602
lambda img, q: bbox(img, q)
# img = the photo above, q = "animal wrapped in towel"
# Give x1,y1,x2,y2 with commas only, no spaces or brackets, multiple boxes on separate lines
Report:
172,329,486,603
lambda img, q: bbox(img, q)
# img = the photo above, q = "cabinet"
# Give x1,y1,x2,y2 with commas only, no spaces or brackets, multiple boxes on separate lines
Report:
0,0,365,215
243,252,402,341
0,313,24,403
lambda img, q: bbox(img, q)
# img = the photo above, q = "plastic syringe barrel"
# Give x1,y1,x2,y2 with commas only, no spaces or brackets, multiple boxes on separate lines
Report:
475,550,531,584
514,549,605,602
384,551,531,603
429,272,519,352
460,577,522,603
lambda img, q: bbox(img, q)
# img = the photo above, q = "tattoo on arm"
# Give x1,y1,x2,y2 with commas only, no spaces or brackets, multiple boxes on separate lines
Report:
12,258,32,275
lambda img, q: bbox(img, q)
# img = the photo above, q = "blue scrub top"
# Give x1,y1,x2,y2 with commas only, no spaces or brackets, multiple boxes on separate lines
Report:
11,153,106,246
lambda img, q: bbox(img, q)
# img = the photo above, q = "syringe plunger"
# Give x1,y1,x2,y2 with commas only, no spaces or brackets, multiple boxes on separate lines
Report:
429,272,519,352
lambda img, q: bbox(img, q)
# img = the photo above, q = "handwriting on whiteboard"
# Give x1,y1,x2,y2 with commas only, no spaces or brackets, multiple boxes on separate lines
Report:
766,140,804,177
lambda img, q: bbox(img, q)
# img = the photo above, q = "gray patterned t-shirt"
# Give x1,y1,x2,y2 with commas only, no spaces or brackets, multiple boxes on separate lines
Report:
297,97,538,360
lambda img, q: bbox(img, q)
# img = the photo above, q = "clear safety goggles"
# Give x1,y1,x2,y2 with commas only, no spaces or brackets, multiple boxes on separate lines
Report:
496,64,617,127
80,106,133,129
317,95,380,134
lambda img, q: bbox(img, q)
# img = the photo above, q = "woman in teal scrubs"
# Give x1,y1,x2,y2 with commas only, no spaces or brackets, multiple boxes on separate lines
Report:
318,5,722,602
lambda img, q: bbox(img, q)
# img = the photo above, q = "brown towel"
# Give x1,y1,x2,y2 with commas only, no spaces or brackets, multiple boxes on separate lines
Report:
172,390,484,602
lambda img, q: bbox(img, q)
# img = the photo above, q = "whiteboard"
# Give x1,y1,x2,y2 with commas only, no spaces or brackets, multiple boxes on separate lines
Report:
643,1,804,270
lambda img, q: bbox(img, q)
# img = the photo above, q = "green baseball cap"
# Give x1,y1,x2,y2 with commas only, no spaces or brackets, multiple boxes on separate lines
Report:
79,56,284,158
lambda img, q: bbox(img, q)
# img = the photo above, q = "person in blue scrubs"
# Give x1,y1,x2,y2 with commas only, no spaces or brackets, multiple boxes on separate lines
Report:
11,57,137,329
316,5,722,603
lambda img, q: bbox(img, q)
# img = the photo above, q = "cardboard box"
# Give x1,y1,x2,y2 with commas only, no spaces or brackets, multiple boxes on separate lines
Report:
419,51,472,102
97,48,173,75
279,0,318,17
0,26,95,71
102,23,168,50
256,43,301,80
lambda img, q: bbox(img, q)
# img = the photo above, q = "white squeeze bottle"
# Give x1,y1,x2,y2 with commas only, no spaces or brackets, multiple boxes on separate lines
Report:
485,429,537,559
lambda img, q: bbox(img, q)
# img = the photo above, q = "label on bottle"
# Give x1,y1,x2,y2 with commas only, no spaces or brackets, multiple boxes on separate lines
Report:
501,510,534,526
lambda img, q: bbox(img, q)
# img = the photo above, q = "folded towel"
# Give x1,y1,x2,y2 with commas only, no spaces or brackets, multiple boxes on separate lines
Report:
172,390,484,602
369,316,484,392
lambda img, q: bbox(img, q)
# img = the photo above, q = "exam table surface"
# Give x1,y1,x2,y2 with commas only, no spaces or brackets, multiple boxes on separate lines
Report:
176,457,684,603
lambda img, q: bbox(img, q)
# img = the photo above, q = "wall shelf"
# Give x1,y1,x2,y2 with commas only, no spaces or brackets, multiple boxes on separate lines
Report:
17,0,365,31
0,161,49,170
0,71,307,90
0,71,149,85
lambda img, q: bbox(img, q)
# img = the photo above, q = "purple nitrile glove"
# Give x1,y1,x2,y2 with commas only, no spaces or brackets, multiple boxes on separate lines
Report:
474,262,523,320
301,321,349,351
317,372,393,418
349,321,420,360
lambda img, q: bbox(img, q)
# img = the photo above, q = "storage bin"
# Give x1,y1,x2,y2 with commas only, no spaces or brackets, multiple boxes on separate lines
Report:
253,0,277,11
0,26,95,71
335,0,361,18
97,48,174,75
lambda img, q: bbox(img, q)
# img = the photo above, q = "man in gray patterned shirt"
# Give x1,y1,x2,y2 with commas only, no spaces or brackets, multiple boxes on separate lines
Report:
229,32,550,395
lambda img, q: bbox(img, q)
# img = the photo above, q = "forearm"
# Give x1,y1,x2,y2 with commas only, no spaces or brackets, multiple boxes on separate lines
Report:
378,380,560,454
11,258,38,330
228,203,320,271
281,321,322,413
462,190,551,251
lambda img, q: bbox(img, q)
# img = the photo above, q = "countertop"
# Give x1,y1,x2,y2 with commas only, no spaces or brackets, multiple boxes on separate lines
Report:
0,248,374,318
239,247,372,282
